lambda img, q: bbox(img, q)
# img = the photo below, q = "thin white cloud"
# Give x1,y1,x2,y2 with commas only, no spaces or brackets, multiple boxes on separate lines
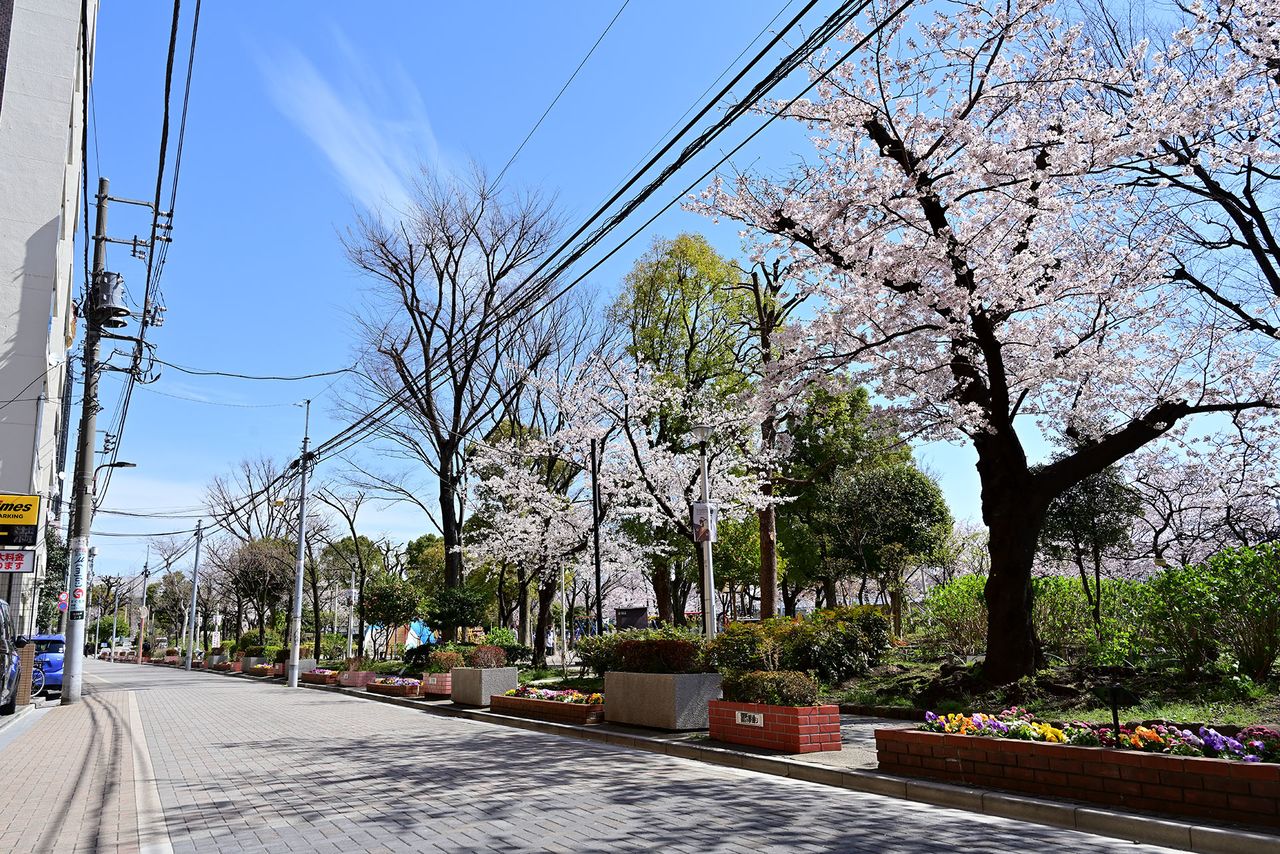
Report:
257,30,441,215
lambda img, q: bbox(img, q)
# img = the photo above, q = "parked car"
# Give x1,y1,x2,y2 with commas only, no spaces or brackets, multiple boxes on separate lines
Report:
0,600,29,715
32,634,65,694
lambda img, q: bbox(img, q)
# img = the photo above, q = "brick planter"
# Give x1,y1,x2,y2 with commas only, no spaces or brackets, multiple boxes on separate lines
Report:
300,671,340,686
339,670,375,688
241,656,269,671
490,694,605,725
248,665,274,678
604,672,722,730
366,681,421,698
422,672,452,697
710,700,842,754
877,728,1280,829
163,655,179,665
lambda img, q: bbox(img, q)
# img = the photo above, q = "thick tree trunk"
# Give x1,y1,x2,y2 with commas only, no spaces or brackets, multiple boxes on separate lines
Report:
780,577,800,617
652,559,673,625
532,577,556,667
821,576,838,610
517,565,531,646
758,503,777,619
979,451,1049,684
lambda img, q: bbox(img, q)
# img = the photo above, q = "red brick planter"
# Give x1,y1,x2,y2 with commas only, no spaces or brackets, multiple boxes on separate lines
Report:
339,670,375,688
366,681,421,698
248,665,274,678
422,672,452,697
490,694,604,725
876,728,1280,829
300,671,340,686
709,700,842,754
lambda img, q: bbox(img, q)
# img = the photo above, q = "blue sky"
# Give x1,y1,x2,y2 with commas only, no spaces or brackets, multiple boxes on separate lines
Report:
81,1,987,581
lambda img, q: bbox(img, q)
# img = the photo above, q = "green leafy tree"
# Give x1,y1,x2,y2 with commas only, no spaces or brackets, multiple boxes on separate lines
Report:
1039,463,1142,641
424,585,489,643
362,572,423,659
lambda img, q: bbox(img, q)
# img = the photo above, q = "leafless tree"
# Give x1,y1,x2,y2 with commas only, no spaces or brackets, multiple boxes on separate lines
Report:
343,168,568,589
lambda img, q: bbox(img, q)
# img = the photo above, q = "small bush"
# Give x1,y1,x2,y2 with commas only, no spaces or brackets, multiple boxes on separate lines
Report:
466,645,507,668
428,651,465,673
210,646,225,655
1144,565,1220,677
485,626,518,646
499,644,533,666
240,645,266,658
616,638,702,673
781,607,889,684
914,575,987,657
722,670,819,706
575,633,624,676
164,647,179,656
706,622,780,673
1207,543,1280,681
403,645,432,668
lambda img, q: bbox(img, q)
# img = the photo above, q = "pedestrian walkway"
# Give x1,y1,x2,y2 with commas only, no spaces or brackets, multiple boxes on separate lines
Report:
0,659,1188,853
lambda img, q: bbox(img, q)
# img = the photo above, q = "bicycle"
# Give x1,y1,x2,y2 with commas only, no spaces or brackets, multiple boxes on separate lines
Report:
29,664,45,696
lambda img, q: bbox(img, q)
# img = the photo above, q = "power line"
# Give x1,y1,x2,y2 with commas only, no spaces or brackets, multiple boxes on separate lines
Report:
493,0,630,186
152,357,354,381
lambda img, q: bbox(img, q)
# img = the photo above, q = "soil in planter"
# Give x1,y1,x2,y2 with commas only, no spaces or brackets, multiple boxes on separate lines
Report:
491,695,604,724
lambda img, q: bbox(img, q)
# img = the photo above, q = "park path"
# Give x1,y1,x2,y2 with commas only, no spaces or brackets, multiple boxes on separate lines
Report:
0,659,1184,853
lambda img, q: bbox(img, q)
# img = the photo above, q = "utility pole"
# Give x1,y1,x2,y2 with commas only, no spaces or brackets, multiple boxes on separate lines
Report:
590,438,603,635
136,558,150,664
345,569,355,662
109,588,120,661
62,177,110,705
183,521,203,671
286,401,312,688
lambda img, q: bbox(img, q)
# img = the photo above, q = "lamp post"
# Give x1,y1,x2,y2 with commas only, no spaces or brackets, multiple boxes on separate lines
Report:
689,424,717,640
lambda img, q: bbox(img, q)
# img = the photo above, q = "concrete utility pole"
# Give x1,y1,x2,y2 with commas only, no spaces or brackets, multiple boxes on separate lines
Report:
136,559,150,664
286,401,312,688
62,177,109,705
109,588,120,660
183,521,203,671
691,425,718,640
345,569,355,662
590,437,604,635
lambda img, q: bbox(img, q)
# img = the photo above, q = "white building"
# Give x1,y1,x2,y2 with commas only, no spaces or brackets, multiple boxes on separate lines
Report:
0,0,97,632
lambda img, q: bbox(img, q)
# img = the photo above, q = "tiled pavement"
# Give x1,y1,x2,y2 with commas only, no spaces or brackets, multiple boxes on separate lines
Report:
0,660,1185,853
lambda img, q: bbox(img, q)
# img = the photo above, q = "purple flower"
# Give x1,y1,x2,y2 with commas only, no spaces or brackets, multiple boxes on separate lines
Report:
1244,755,1262,763
1225,737,1245,755
925,711,938,723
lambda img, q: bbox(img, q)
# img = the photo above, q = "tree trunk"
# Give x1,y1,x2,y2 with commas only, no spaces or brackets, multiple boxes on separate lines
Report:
758,502,777,619
532,577,557,667
821,575,838,610
439,454,465,588
781,577,800,617
652,559,673,625
981,480,1049,684
517,564,531,646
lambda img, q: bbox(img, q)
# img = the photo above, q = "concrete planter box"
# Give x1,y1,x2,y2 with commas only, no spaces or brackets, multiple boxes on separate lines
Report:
710,700,842,753
211,662,233,672
422,672,452,697
300,670,340,686
339,670,375,688
491,694,604,725
207,655,227,667
450,667,518,706
366,680,421,698
604,672,722,730
877,728,1280,830
241,656,268,671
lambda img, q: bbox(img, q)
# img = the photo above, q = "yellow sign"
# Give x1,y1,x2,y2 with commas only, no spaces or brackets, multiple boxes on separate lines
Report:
0,495,40,526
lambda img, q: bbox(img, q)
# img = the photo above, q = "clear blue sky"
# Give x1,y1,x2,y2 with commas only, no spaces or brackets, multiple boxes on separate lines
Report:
81,0,992,581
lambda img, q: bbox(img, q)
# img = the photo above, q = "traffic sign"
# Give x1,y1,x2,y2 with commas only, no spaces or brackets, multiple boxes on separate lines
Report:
57,601,67,612
58,591,68,603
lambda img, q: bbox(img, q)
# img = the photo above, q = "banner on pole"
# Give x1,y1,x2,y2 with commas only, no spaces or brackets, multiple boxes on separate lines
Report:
68,536,87,618
691,502,718,543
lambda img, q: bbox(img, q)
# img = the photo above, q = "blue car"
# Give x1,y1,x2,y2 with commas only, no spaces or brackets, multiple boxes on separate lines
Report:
0,600,28,714
32,633,65,693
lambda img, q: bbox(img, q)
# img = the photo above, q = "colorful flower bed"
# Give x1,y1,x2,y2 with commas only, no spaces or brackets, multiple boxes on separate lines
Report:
503,686,603,705
491,686,606,724
300,668,340,686
366,676,421,698
920,707,1280,763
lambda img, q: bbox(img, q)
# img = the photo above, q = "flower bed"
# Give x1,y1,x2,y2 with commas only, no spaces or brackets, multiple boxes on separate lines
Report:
300,668,340,686
366,677,421,698
490,687,605,725
248,664,274,678
877,710,1280,829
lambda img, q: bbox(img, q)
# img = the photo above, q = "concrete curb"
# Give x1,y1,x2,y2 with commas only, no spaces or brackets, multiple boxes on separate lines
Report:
185,663,1280,853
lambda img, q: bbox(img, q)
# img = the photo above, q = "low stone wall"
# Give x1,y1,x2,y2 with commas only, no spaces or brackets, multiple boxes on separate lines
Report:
604,672,721,730
710,700,841,753
451,667,518,706
877,728,1280,829
422,672,451,696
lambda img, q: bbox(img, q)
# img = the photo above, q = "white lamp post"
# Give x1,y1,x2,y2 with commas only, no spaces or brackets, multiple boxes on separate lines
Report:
689,424,717,639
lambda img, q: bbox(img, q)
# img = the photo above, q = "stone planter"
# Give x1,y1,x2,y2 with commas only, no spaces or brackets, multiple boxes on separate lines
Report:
300,670,340,686
877,728,1280,830
211,662,232,672
604,672,721,730
207,654,227,667
339,670,375,688
450,667,518,706
366,681,421,698
491,694,604,725
422,672,452,697
710,700,842,753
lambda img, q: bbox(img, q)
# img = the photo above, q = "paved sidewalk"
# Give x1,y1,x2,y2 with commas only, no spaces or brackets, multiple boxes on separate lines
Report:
0,660,1188,853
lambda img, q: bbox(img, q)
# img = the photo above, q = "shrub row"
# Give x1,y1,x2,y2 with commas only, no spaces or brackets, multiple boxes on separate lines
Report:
706,606,891,685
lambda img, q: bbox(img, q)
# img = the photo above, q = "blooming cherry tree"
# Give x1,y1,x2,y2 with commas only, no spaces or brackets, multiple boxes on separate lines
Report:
699,0,1280,681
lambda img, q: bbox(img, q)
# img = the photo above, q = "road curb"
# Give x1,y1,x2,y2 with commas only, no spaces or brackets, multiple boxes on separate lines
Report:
185,664,1279,853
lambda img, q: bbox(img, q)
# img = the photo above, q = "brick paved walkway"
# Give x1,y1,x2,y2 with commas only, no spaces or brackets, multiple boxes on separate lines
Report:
0,660,1186,853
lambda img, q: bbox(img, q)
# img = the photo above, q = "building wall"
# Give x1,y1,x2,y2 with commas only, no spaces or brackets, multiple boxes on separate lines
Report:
0,0,96,633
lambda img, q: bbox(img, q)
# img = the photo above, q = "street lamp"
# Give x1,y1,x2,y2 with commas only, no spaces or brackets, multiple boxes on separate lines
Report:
689,424,717,639
92,460,136,493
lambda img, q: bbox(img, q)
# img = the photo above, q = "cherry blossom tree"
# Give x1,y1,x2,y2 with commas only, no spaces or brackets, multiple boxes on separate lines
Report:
699,0,1280,681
